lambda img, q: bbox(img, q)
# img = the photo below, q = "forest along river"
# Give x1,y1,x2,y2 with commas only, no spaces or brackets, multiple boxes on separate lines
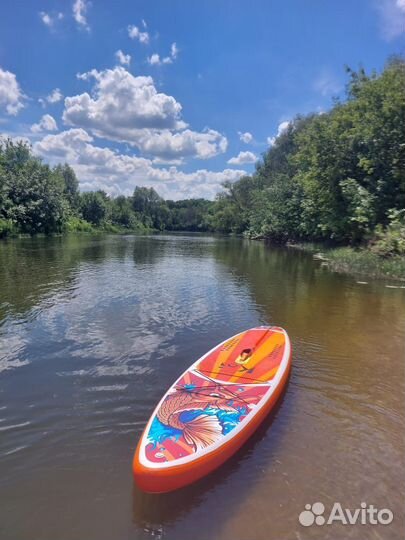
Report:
0,234,404,540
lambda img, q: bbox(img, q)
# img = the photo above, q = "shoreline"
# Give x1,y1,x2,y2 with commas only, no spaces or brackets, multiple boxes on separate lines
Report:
286,242,405,282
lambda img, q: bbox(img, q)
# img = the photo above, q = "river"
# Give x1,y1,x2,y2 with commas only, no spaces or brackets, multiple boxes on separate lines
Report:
0,234,404,540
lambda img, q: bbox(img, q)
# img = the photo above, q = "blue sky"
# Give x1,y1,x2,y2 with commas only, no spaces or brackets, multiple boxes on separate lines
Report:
0,0,404,199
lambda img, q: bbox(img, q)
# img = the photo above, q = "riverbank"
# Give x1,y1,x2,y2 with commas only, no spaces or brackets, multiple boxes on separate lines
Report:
287,242,405,282
0,217,150,239
65,217,150,235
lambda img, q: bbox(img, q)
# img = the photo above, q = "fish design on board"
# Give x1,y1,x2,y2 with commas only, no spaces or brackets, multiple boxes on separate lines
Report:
156,383,245,451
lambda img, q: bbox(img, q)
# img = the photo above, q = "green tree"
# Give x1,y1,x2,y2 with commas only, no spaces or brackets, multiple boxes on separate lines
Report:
80,191,109,226
207,58,405,244
54,163,80,212
0,138,68,234
110,195,142,229
132,186,170,230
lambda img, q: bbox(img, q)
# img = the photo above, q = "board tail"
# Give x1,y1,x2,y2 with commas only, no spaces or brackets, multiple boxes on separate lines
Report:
183,414,222,451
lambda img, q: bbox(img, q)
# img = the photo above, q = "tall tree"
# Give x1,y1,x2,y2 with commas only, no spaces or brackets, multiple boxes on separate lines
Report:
54,163,80,213
80,191,109,226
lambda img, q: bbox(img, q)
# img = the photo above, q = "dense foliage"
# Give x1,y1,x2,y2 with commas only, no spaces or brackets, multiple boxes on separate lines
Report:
1,59,404,255
212,58,405,251
0,140,68,236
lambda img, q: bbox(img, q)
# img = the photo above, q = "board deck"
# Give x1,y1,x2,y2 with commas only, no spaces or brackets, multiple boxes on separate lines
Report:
133,326,291,492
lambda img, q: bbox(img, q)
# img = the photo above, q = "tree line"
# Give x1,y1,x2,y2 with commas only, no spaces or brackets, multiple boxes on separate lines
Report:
0,139,216,236
1,58,404,254
213,57,405,253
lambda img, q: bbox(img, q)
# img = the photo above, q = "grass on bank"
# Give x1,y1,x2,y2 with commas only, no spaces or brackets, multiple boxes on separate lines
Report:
326,247,405,281
288,242,405,281
66,217,150,234
287,210,405,281
0,216,150,238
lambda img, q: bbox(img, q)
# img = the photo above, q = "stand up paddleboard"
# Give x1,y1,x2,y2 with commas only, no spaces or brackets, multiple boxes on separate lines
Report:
133,326,291,493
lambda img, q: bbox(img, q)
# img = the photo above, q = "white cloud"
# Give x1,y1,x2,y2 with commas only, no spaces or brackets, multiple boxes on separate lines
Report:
38,88,63,108
148,42,180,66
34,128,93,158
34,128,245,200
73,0,90,31
40,12,52,26
0,67,25,115
147,53,161,66
128,25,149,44
47,88,63,103
170,42,179,60
138,128,228,162
314,70,342,97
277,120,290,134
115,50,131,66
67,67,182,131
39,11,63,28
238,131,253,144
374,0,405,40
0,134,31,147
30,114,58,133
227,151,257,165
63,67,227,161
267,120,291,146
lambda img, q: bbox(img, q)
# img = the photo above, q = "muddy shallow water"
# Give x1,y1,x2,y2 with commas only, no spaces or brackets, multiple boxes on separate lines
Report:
0,234,404,540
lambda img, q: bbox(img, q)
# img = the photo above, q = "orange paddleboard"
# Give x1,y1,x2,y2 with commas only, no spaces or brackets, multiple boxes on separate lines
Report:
133,326,292,493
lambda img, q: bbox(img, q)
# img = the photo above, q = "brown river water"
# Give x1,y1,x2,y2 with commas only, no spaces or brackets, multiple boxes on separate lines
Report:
0,234,404,540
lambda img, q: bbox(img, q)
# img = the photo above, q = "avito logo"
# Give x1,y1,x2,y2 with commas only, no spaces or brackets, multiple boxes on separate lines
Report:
299,502,393,527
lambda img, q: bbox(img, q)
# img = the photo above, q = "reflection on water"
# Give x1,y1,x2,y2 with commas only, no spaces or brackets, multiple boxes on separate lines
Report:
0,234,404,540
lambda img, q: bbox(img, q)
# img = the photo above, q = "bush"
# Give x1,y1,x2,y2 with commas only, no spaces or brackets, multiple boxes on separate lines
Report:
369,209,405,257
102,222,121,233
0,218,16,238
65,217,94,233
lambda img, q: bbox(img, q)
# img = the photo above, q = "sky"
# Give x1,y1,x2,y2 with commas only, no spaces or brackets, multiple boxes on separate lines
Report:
0,0,404,200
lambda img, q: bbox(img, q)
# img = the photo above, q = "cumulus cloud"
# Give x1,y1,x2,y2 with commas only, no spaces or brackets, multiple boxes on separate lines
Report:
34,128,245,199
115,50,131,66
374,0,405,40
1,134,31,147
63,66,227,161
0,67,26,115
34,128,93,158
128,24,149,44
31,114,58,133
147,42,180,66
147,53,162,66
69,67,182,130
138,128,228,162
238,131,253,144
48,88,63,103
227,151,257,165
73,0,90,31
39,11,64,28
38,88,63,108
267,120,290,146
